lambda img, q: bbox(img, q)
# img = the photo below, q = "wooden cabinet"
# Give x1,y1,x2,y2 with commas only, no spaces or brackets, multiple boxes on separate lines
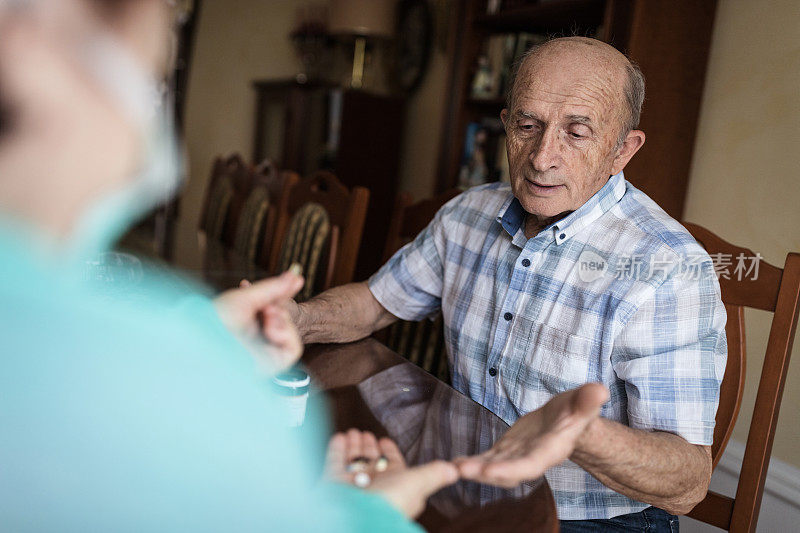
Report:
437,0,718,219
252,80,405,280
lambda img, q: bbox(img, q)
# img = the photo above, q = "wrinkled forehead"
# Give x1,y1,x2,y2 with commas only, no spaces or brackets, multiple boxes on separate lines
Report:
513,42,628,122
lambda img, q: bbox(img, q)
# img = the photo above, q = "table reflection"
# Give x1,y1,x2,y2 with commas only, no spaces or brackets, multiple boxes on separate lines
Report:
356,363,536,518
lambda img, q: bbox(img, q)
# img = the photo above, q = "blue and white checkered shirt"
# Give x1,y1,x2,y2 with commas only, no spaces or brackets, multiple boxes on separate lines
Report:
369,171,727,520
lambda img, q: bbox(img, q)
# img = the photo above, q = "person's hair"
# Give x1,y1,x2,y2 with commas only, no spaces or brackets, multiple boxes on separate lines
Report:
505,39,645,145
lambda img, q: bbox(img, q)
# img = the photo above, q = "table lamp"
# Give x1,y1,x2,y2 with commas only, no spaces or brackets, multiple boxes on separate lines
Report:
329,0,395,90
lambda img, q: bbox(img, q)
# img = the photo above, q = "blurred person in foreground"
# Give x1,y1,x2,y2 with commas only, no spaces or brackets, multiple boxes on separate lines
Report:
0,0,460,530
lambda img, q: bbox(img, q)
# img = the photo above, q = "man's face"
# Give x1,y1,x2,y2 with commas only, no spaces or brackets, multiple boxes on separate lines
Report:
502,44,628,220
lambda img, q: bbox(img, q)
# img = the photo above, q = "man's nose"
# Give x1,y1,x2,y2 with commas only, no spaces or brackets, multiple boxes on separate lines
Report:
530,128,560,172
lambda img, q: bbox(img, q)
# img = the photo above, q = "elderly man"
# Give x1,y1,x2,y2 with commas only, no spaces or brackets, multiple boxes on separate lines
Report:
291,37,727,530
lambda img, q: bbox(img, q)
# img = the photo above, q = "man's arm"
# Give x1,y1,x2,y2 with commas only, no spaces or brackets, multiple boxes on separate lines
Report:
263,196,451,345
291,282,398,344
455,386,711,515
572,419,711,514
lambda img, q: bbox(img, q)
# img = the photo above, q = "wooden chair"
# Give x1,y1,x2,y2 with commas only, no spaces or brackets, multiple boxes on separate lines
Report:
682,222,800,532
269,171,369,302
198,154,238,242
220,154,255,248
378,189,461,383
231,159,298,267
381,189,462,264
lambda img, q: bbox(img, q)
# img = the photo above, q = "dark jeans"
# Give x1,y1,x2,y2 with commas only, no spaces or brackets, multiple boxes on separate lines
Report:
560,506,679,532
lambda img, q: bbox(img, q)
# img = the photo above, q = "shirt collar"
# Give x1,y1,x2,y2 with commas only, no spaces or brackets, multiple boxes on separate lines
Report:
497,171,627,245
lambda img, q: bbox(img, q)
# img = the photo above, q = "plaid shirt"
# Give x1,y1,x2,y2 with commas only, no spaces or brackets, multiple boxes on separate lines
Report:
368,171,727,520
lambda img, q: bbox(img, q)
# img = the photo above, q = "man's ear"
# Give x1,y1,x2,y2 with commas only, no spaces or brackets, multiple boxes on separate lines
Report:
611,129,645,175
500,108,509,130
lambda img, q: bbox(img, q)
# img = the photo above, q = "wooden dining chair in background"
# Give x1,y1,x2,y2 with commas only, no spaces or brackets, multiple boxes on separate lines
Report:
268,171,369,302
682,222,800,532
198,154,238,243
231,159,298,267
220,154,255,249
377,188,462,383
381,189,462,265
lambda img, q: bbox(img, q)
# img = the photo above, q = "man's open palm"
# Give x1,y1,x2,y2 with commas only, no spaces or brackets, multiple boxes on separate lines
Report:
455,383,609,488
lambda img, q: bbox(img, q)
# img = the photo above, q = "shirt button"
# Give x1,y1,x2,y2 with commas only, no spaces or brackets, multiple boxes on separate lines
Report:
504,312,513,321
521,258,531,267
488,367,498,377
559,233,566,240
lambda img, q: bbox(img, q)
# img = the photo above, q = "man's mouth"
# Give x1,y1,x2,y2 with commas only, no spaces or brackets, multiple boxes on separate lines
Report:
525,179,564,195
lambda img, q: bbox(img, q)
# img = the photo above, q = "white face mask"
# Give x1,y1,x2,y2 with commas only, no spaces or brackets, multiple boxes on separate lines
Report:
68,31,183,260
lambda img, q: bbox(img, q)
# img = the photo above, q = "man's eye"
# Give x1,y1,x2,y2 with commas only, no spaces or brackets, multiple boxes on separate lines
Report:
568,125,591,139
517,122,536,132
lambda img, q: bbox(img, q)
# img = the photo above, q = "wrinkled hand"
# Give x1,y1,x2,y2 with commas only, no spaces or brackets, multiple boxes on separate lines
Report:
214,270,304,370
455,383,609,488
326,429,459,519
281,295,302,334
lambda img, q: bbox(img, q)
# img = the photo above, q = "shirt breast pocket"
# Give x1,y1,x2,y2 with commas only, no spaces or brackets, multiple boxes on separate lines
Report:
511,322,596,414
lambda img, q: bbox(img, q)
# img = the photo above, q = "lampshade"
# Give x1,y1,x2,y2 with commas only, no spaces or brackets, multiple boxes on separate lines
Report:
329,0,395,38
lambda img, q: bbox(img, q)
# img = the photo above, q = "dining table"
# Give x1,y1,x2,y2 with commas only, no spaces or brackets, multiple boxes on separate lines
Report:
302,338,559,533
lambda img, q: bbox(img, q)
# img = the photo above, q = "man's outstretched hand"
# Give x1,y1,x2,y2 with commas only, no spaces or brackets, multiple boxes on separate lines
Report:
455,383,609,488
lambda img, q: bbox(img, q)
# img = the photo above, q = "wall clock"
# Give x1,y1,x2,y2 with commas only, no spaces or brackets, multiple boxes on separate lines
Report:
394,0,433,94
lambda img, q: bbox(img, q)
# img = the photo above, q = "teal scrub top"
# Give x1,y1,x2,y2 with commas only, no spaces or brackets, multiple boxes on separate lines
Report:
0,222,419,532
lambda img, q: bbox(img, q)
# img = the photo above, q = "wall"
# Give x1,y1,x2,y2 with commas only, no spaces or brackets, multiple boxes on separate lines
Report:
683,0,800,468
396,32,448,200
174,0,301,270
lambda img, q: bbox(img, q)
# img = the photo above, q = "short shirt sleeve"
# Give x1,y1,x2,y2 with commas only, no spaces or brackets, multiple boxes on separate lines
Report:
368,205,449,322
611,256,727,445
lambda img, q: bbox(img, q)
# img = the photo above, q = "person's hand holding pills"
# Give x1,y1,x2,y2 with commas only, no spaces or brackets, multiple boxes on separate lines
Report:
214,266,304,370
325,429,459,519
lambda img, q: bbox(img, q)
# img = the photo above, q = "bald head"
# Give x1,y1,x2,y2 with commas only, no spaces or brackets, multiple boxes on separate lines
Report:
507,37,645,143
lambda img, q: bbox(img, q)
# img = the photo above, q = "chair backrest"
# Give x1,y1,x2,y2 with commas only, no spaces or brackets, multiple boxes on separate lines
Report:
269,171,369,301
378,189,462,382
382,188,462,263
198,154,238,241
231,160,298,267
385,313,450,383
682,222,800,532
220,154,255,248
